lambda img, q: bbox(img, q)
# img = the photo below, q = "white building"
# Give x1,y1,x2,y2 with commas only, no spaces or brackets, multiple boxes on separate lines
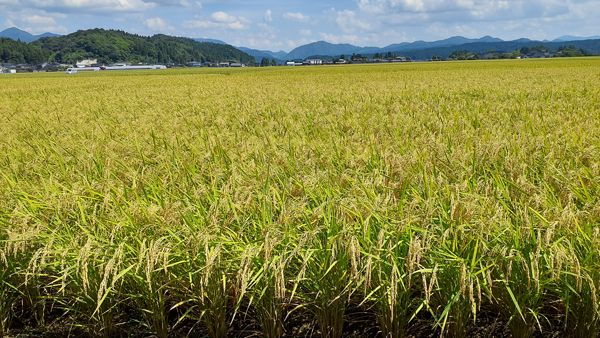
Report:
305,59,323,65
76,59,98,67
286,61,295,66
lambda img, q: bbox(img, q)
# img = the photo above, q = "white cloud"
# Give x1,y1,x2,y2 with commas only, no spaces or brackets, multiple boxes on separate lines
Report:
23,25,68,33
141,0,190,7
258,22,277,32
182,11,250,31
264,9,272,22
143,17,173,31
282,12,310,22
336,10,373,33
0,0,155,13
356,0,580,24
211,11,236,23
425,22,477,37
357,0,475,14
299,29,311,36
286,40,297,49
2,8,68,33
228,21,246,30
182,20,216,29
245,37,282,48
23,15,56,25
195,1,201,7
318,32,359,44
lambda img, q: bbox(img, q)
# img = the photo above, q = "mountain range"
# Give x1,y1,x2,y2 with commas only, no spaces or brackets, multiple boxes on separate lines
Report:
554,35,600,42
0,27,60,43
1,27,599,62
226,35,600,61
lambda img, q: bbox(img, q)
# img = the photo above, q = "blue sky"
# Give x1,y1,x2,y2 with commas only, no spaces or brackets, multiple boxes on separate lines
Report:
1,0,599,51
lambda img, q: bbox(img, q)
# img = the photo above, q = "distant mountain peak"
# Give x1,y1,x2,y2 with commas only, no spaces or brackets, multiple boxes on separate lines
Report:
193,38,227,45
553,35,600,42
0,27,61,43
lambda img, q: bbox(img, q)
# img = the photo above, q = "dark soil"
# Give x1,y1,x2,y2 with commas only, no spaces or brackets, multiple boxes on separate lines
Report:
5,303,567,338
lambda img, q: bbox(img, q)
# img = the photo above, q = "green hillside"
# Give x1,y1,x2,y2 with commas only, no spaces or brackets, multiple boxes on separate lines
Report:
0,37,51,64
24,28,254,64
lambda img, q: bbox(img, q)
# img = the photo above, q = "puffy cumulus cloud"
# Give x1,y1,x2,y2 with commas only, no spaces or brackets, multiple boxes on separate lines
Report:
211,11,236,23
357,0,482,15
2,8,68,33
264,9,272,22
143,16,174,31
356,0,583,23
335,9,373,33
182,11,251,30
0,0,155,13
282,12,310,22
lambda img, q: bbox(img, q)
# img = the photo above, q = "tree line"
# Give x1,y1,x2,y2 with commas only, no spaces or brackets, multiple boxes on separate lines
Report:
0,38,51,64
446,45,595,60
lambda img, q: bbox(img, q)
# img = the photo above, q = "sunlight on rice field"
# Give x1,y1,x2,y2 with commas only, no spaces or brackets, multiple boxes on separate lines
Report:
1,58,600,337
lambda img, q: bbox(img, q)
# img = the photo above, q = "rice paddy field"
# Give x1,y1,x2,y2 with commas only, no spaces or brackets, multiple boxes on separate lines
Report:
1,58,600,338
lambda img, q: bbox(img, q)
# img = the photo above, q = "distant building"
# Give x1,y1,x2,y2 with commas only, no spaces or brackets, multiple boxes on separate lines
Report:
76,59,98,67
351,55,367,63
286,61,295,66
482,51,505,59
304,59,323,65
391,57,410,63
528,51,548,58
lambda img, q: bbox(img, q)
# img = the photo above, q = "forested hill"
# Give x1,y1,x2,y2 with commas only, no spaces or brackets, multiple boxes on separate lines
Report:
0,37,52,64
22,29,254,64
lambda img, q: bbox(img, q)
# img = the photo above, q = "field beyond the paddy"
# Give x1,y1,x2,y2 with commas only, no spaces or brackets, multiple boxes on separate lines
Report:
1,59,600,338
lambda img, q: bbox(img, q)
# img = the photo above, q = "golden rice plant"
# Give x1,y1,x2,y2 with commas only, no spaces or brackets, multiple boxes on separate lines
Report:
0,58,599,337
